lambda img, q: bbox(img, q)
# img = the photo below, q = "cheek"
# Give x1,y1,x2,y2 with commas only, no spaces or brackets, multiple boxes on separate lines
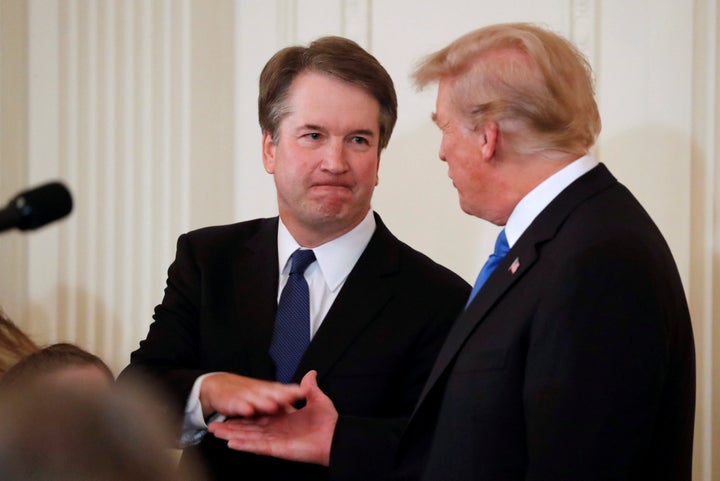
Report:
276,145,311,175
441,134,470,165
451,138,479,171
353,155,380,183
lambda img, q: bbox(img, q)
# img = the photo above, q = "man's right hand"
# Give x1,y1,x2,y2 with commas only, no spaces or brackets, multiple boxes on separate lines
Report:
199,372,307,419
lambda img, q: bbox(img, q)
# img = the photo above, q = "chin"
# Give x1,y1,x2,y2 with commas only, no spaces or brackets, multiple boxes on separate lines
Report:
460,206,475,217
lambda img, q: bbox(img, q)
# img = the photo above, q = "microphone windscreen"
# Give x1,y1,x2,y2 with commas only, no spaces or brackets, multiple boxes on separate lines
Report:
14,182,73,231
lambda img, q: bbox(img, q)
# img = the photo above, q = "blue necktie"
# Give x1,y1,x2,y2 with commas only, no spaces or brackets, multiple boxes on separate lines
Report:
269,249,316,383
466,229,509,307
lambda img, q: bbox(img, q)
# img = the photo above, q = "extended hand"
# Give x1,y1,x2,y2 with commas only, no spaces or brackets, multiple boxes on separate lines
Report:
208,370,338,466
200,372,306,419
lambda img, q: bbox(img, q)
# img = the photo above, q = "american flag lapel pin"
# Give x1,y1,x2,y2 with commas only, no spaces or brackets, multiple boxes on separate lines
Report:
509,257,520,274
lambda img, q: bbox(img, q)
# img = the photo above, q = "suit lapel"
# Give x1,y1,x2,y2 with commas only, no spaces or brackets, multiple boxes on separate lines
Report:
415,226,543,404
229,218,280,378
295,213,399,382
413,164,618,409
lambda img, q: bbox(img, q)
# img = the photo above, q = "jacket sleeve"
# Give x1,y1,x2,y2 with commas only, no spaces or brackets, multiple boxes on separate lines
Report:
117,233,208,431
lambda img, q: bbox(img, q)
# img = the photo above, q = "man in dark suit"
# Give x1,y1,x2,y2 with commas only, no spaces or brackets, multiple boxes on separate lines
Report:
118,36,470,481
393,22,695,481
209,23,696,481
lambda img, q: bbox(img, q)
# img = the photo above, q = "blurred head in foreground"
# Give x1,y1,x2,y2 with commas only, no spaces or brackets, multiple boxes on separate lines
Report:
0,341,114,391
0,379,206,481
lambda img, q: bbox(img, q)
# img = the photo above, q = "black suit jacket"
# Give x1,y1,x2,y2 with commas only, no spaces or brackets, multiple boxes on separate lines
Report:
119,212,470,481
392,164,695,481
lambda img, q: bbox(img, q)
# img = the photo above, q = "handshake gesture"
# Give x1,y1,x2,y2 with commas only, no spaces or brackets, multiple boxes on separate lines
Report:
206,371,337,467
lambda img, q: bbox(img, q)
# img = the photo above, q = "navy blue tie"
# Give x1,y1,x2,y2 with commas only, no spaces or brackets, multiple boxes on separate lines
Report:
269,249,316,383
466,229,509,307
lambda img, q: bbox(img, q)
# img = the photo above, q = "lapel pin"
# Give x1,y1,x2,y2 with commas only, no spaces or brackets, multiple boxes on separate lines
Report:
509,257,520,274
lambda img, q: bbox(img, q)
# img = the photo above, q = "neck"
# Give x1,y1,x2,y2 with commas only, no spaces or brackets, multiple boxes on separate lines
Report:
280,211,370,248
492,151,580,225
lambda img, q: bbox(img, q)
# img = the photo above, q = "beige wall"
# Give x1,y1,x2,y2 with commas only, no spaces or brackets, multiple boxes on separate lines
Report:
0,1,717,479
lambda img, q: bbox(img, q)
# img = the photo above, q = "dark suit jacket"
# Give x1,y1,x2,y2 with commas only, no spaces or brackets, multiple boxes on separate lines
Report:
391,164,695,481
119,212,470,481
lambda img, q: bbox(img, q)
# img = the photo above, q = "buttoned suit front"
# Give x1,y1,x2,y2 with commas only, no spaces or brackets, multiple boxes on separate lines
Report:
119,212,470,481
392,164,695,481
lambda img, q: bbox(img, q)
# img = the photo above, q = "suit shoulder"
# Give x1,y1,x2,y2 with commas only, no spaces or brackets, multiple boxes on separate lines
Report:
395,240,470,291
371,214,470,291
183,217,275,242
177,217,277,255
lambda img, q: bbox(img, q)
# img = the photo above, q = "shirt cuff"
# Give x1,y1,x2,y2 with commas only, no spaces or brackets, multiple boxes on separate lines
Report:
179,372,227,447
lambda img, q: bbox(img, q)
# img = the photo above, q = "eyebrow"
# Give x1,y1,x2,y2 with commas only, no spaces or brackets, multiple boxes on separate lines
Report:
298,124,377,138
349,128,376,138
430,112,447,129
300,123,326,133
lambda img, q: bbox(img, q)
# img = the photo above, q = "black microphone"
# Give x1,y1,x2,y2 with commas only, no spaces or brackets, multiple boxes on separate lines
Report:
0,181,73,234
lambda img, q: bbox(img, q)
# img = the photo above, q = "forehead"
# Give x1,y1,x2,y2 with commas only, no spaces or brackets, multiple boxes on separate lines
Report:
433,79,460,125
282,71,380,131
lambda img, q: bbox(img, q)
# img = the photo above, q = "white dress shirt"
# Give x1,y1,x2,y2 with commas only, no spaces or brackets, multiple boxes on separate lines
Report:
180,210,376,446
504,154,598,247
277,210,376,337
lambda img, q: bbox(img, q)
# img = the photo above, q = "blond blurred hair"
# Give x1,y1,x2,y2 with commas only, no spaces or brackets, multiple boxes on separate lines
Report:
0,308,38,377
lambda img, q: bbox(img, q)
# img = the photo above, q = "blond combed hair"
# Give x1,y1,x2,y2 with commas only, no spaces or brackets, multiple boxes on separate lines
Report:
413,22,601,156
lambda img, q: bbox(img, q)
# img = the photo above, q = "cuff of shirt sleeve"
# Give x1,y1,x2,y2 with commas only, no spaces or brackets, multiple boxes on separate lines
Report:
179,373,226,447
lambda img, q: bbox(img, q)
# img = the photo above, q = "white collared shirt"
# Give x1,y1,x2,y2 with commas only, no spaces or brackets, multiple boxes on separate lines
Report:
277,209,376,337
504,154,598,247
180,209,376,445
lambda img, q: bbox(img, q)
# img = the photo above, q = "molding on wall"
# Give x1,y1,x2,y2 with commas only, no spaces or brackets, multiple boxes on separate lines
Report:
0,0,29,325
569,0,597,72
274,0,371,48
276,0,298,46
691,0,719,479
341,0,371,49
569,0,598,160
23,0,201,372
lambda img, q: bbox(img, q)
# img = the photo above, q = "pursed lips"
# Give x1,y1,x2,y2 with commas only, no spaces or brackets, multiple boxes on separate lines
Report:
310,181,353,190
446,168,457,188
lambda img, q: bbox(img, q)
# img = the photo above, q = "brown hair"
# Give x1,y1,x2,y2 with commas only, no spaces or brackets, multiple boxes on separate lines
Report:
413,22,601,156
0,309,39,377
0,342,114,388
258,35,398,153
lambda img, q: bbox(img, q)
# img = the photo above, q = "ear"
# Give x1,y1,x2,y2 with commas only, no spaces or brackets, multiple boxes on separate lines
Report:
262,131,276,173
479,121,498,160
375,154,381,186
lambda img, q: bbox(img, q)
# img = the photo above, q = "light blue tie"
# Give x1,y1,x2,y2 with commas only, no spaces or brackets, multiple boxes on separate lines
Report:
269,249,316,383
466,229,509,307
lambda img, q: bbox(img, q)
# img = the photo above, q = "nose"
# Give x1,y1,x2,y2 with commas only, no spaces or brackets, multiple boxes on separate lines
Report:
438,135,448,163
321,139,349,174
